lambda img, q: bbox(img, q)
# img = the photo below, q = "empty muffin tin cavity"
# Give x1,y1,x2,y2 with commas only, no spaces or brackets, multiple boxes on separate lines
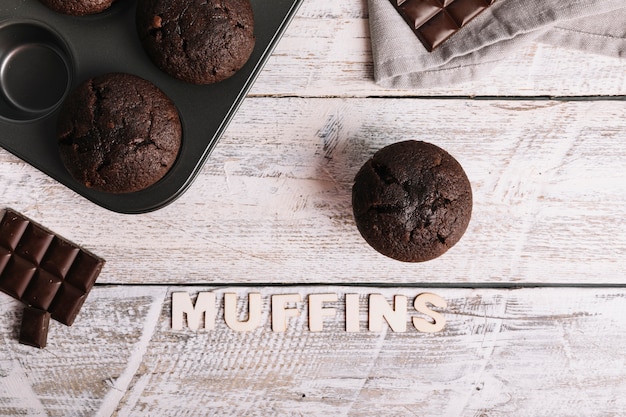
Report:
0,21,72,121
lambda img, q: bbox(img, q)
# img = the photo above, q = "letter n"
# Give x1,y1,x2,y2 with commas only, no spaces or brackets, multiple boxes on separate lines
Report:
368,294,407,332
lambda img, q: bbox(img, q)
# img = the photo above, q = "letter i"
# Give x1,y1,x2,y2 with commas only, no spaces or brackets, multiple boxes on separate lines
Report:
345,294,360,332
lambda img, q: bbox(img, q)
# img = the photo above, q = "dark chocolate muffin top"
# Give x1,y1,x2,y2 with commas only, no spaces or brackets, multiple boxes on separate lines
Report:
39,0,117,15
352,140,472,262
136,0,256,84
57,73,182,194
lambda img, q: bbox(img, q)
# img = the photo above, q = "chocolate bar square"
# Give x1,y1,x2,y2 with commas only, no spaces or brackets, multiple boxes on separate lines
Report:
22,270,63,310
417,10,459,51
0,255,37,298
49,283,88,326
40,238,80,278
446,0,490,26
389,0,496,51
15,224,54,264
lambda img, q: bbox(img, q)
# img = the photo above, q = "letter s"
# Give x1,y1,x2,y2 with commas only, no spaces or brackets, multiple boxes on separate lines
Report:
412,293,447,333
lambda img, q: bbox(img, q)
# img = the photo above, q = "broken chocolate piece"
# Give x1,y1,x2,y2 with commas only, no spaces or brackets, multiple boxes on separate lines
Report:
0,209,105,328
389,0,496,51
19,307,51,348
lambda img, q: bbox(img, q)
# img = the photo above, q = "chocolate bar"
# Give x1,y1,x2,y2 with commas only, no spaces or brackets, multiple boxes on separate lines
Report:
0,209,105,347
389,0,496,51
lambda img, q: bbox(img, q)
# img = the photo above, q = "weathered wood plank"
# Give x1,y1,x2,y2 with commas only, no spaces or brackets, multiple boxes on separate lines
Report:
2,98,623,285
104,286,626,417
4,286,625,416
249,0,626,97
0,287,166,417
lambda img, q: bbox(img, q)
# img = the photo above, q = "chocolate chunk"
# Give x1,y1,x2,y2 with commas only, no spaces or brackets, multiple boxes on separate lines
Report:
0,209,105,327
19,307,51,349
389,0,496,51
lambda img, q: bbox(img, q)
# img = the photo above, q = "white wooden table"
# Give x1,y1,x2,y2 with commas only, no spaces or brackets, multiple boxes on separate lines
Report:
2,0,626,415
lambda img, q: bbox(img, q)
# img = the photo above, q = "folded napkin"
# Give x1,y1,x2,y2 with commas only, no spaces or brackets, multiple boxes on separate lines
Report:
369,0,626,88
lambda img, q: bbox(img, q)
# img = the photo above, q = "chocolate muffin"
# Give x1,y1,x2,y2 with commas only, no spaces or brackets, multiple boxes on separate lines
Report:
57,73,182,194
39,0,117,15
352,140,472,262
136,0,256,84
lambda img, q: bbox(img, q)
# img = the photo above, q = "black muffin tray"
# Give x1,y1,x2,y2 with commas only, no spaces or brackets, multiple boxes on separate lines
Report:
0,0,303,213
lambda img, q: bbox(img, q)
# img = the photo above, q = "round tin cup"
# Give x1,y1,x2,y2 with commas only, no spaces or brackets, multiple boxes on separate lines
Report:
0,21,73,122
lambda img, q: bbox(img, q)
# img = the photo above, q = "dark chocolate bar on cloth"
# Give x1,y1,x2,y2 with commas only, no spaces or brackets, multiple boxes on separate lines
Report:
389,0,496,51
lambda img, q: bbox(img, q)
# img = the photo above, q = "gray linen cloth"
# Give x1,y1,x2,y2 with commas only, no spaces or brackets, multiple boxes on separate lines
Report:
369,0,626,88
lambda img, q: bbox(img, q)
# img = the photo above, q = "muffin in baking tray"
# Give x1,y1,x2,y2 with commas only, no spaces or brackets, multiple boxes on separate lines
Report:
56,72,182,194
136,0,256,84
39,0,118,16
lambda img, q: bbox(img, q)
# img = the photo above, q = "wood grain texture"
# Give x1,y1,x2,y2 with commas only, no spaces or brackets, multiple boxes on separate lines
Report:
116,286,626,416
1,285,615,417
249,0,626,97
0,287,166,417
3,99,623,285
0,0,625,414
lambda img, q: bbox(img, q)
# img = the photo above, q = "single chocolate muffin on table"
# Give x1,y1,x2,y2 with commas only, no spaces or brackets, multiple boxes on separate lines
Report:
57,73,182,194
39,0,117,15
136,0,256,84
352,140,472,262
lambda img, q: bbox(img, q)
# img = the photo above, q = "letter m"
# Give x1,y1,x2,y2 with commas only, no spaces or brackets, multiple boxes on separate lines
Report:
172,292,216,331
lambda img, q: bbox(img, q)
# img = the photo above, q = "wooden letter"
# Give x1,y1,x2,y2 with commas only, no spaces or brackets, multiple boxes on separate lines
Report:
345,293,360,332
308,293,337,332
413,293,447,333
172,292,216,331
271,294,302,332
369,294,407,332
224,293,263,332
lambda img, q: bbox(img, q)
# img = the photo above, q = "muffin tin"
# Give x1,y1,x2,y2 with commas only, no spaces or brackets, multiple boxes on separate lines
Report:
0,0,303,213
